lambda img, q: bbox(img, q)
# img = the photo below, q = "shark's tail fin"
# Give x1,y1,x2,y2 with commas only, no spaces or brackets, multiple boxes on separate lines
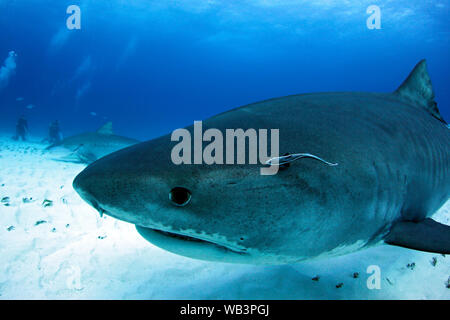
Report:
394,59,446,124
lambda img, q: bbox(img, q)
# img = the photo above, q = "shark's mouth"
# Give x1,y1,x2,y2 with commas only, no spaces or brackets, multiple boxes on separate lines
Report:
85,200,249,257
151,229,209,243
136,225,248,255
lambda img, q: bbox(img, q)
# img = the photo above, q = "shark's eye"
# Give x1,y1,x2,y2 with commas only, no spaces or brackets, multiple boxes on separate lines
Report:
169,187,192,207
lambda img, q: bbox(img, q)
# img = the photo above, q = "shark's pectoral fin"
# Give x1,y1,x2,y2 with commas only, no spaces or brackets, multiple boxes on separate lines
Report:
45,142,60,150
51,154,85,164
385,218,450,254
74,148,97,163
55,144,97,164
72,144,84,153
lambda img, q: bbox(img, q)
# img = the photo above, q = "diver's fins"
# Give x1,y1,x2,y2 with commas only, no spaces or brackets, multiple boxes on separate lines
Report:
385,218,450,254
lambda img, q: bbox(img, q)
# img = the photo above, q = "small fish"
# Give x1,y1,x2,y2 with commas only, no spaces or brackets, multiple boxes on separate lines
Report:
16,97,24,101
90,112,97,116
26,104,35,109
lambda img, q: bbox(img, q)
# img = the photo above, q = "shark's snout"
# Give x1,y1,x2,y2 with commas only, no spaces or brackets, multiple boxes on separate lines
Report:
73,157,127,219
72,167,87,195
73,167,104,214
72,146,170,226
72,158,255,262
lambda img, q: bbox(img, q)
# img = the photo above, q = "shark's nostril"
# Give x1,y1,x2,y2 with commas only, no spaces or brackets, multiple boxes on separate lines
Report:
169,187,191,207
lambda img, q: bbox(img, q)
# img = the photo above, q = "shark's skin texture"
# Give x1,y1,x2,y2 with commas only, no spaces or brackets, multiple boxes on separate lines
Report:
73,61,449,264
47,123,139,163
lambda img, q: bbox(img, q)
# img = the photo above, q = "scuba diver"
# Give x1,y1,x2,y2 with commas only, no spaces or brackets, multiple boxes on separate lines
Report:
13,115,28,141
48,120,63,144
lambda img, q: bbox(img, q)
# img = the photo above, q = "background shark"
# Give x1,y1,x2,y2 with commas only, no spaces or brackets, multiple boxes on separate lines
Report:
46,122,139,163
73,60,449,264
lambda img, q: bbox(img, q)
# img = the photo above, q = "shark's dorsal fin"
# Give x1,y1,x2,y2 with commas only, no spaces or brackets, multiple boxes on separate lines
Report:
97,122,113,135
394,60,446,123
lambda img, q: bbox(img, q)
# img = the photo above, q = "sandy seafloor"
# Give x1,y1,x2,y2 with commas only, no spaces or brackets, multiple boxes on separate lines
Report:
0,136,448,300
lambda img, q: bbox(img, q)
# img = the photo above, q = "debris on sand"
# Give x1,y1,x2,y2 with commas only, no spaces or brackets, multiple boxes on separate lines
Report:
42,199,53,207
22,197,35,203
1,196,10,205
406,262,416,270
35,220,47,226
430,257,437,267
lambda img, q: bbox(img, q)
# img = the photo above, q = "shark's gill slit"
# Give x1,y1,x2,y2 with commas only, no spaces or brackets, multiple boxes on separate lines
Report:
169,187,192,206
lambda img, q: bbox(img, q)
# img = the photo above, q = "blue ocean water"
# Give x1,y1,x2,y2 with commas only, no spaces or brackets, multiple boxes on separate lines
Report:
0,1,449,140
0,1,449,300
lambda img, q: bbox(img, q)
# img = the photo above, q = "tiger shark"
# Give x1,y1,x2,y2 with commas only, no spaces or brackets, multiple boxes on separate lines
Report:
73,60,449,264
46,122,139,163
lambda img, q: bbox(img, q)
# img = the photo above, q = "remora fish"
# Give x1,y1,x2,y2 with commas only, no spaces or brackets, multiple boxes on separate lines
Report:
73,60,449,264
47,122,139,163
